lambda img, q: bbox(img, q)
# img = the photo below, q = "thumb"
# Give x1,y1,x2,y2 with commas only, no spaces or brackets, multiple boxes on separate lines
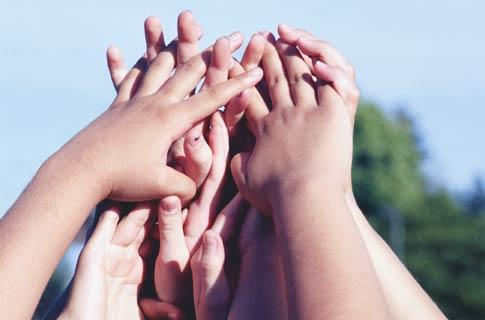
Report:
149,166,197,204
191,230,230,320
230,152,250,196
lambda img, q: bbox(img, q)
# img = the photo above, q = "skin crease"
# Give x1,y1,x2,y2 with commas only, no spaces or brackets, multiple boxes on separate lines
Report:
0,12,263,318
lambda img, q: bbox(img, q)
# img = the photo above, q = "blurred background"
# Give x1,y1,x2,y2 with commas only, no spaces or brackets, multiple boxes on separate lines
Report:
0,0,484,319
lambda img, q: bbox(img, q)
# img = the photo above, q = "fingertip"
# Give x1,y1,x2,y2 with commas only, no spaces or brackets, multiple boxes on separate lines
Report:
159,196,182,214
144,16,161,29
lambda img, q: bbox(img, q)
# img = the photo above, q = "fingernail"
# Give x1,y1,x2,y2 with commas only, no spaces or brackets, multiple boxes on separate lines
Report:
161,197,179,213
228,32,242,45
314,60,327,69
202,232,217,258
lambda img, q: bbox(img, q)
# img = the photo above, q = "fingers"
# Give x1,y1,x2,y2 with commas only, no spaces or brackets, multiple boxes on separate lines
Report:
210,193,248,242
313,61,359,113
111,202,150,247
139,298,184,320
196,112,229,207
89,208,120,244
144,16,165,64
158,34,243,102
155,196,191,304
115,57,148,102
225,33,268,132
260,32,293,108
183,127,213,189
171,68,263,134
191,230,230,320
106,45,127,92
275,39,316,106
177,10,200,67
279,24,354,77
136,40,177,97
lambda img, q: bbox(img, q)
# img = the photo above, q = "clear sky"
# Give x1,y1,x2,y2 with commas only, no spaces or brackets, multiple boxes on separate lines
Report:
1,0,484,214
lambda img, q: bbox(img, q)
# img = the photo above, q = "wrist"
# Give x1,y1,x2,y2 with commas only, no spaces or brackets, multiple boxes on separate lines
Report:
271,176,346,208
40,147,109,202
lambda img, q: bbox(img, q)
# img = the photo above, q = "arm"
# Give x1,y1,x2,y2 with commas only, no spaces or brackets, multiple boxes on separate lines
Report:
272,180,388,319
230,32,389,319
346,193,447,319
0,35,262,320
277,24,446,319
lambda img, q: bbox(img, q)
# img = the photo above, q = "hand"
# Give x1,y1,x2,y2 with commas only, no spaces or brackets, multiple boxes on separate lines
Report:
107,12,250,188
59,204,181,320
54,17,263,204
231,32,356,215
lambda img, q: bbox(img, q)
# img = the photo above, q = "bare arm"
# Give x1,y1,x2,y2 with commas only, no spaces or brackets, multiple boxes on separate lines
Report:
272,180,389,320
346,193,447,319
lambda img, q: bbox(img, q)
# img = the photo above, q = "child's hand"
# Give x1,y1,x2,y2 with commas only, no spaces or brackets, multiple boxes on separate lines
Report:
231,32,358,215
57,16,263,204
106,13,258,189
60,204,181,320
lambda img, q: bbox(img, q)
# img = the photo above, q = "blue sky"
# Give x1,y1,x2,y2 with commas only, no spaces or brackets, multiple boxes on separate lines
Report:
0,0,484,214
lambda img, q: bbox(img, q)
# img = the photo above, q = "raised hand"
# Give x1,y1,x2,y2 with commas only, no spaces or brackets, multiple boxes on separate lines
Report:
59,204,181,320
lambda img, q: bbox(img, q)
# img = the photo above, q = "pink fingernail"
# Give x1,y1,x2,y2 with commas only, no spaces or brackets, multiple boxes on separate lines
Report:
246,67,263,80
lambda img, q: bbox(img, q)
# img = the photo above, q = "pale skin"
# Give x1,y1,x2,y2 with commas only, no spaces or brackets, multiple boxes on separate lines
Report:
104,13,265,310
0,17,263,319
58,204,183,320
277,24,446,320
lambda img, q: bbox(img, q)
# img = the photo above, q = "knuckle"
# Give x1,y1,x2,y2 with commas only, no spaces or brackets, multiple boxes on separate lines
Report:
267,73,286,88
180,58,201,74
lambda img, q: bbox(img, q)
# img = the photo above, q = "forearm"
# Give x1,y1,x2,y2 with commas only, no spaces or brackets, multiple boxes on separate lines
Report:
346,192,446,319
271,179,389,320
0,152,105,319
230,248,287,320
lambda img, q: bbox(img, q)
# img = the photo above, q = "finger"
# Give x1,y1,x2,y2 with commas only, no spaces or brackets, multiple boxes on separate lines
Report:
201,37,231,89
241,33,266,70
184,113,229,251
106,45,127,91
275,39,316,106
159,36,243,102
111,202,150,247
277,23,319,73
260,32,293,108
170,68,263,135
191,231,230,320
177,10,200,67
116,57,148,102
139,298,184,320
136,40,177,97
89,208,120,244
230,152,250,198
144,16,165,64
112,166,196,204
228,63,269,132
224,88,253,135
314,61,359,112
183,126,213,188
210,193,248,242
